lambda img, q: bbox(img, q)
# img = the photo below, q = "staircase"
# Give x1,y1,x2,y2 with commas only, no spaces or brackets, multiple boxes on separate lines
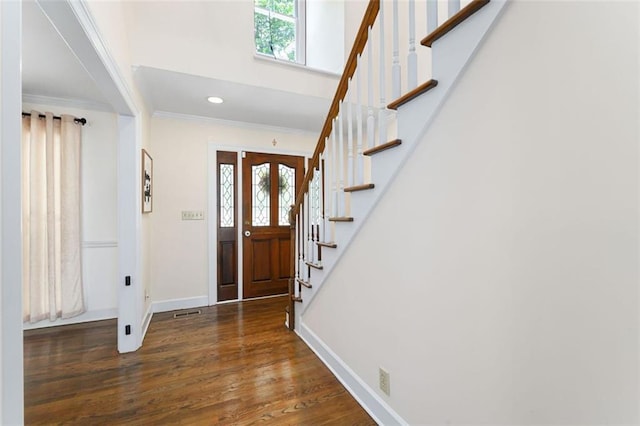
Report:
286,0,508,331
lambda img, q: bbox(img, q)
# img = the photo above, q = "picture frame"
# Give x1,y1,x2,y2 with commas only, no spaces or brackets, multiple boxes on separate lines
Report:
142,149,153,213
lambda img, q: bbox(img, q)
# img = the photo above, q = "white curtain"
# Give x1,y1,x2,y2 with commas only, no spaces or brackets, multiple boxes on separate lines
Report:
22,111,85,323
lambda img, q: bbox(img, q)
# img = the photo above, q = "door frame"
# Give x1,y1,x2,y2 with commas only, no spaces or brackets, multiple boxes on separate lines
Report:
207,143,310,306
1,1,24,422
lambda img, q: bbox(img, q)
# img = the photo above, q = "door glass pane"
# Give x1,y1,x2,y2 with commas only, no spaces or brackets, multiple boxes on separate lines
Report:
219,164,234,228
252,163,270,226
278,164,295,226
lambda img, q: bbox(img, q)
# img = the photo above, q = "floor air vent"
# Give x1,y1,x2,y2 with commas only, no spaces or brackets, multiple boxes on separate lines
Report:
173,309,202,319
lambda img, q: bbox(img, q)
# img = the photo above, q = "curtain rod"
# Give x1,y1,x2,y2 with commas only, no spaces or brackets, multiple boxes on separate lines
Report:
22,112,87,126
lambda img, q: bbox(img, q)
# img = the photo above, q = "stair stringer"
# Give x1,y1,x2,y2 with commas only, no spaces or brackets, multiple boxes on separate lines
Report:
296,0,510,323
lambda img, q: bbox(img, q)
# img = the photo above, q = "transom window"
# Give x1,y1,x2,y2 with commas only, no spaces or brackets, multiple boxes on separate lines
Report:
254,0,305,64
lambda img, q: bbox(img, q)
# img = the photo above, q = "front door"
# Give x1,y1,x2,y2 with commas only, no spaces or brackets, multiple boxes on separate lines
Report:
242,152,304,299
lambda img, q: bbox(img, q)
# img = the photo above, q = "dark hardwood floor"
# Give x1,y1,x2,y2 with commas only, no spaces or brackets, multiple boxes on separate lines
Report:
24,296,375,425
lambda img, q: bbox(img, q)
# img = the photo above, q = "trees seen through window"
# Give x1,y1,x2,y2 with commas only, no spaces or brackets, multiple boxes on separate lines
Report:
254,0,303,63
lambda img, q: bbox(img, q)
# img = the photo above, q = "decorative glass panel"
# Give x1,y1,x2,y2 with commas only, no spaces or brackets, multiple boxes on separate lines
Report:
278,164,295,226
219,164,234,228
252,163,270,226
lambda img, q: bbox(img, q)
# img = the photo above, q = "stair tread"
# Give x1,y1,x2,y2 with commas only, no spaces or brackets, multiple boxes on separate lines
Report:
344,183,375,192
388,79,438,110
421,0,490,47
305,261,324,270
363,139,402,156
329,216,354,222
317,241,337,248
296,278,313,288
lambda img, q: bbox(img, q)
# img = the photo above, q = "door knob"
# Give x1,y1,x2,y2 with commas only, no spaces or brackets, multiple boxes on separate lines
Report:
244,230,251,237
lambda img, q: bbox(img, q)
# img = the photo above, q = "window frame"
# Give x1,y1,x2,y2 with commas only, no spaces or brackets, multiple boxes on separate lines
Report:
254,0,306,65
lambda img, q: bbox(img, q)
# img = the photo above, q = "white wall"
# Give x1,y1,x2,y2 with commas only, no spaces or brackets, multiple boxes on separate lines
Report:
1,4,4,419
22,102,119,329
303,1,639,424
123,0,340,100
307,0,345,74
149,115,316,305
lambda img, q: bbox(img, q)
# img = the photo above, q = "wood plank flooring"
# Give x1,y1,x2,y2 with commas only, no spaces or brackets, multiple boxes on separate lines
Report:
24,296,375,425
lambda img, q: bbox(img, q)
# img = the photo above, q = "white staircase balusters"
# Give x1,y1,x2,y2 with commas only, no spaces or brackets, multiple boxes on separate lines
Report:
408,0,417,91
293,212,302,289
314,166,321,259
347,85,354,191
337,103,345,216
323,137,331,238
307,169,315,263
449,0,460,18
303,192,310,278
319,152,327,244
314,168,319,263
378,0,387,147
427,0,438,34
297,207,304,284
391,0,401,100
356,55,364,186
331,119,338,219
367,26,375,153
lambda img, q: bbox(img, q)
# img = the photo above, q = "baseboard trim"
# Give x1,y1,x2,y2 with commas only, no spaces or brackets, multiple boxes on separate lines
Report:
152,296,208,313
23,308,117,330
297,322,408,426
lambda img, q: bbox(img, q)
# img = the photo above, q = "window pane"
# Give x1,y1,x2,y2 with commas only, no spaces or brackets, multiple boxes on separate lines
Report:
269,17,296,61
278,164,295,226
219,164,234,228
254,11,273,57
252,163,270,227
255,0,295,18
254,0,297,62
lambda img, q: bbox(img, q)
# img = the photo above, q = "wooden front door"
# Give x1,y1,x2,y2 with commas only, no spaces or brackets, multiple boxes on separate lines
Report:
242,152,304,299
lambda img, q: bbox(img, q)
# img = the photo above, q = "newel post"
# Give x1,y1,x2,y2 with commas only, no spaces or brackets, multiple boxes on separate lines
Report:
287,205,296,331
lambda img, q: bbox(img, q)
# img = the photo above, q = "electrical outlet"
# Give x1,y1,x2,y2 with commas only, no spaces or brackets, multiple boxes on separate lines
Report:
181,210,204,220
379,367,390,396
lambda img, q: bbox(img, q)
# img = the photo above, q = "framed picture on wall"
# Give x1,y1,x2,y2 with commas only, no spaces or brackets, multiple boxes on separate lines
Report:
142,149,153,213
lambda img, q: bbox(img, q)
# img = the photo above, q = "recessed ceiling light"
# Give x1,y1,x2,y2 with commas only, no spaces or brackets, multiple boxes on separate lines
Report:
207,96,224,104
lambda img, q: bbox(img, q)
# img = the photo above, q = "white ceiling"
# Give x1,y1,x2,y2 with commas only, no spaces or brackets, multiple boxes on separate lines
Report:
135,67,330,132
21,1,330,133
22,1,111,109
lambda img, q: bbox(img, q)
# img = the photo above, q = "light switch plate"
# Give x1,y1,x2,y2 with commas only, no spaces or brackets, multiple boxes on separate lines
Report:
181,210,204,220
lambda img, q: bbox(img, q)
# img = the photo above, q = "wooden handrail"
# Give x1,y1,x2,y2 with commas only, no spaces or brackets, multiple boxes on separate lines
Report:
421,0,490,47
292,0,380,216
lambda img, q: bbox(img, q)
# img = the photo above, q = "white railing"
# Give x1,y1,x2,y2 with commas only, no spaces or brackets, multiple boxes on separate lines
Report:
288,0,479,328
